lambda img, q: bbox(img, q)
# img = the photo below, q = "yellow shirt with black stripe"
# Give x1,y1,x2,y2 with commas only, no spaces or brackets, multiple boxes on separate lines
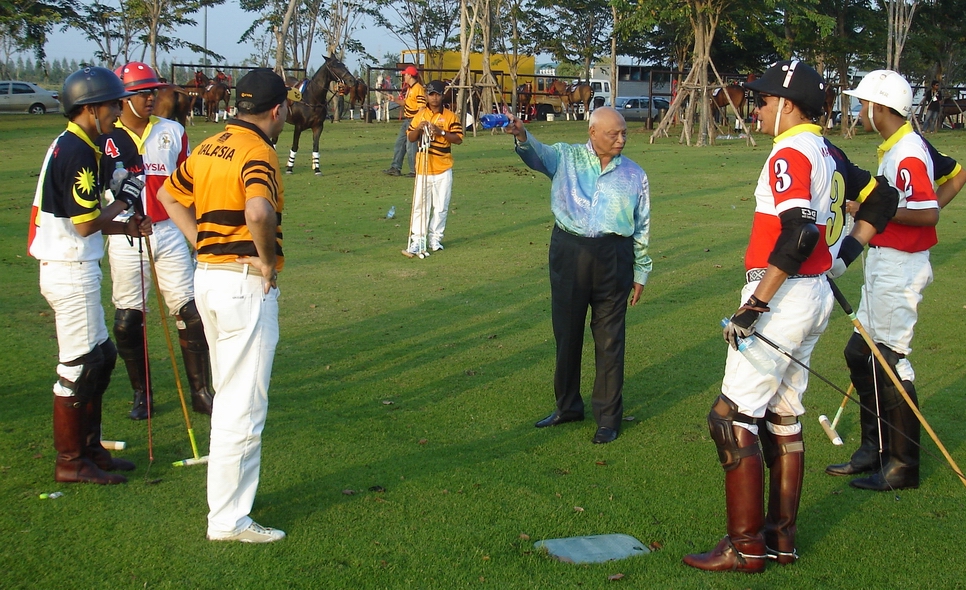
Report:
163,120,285,270
403,82,427,119
409,107,463,175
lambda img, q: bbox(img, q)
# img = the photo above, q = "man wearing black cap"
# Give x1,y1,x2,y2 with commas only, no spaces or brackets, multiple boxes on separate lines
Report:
159,68,300,543
684,60,897,572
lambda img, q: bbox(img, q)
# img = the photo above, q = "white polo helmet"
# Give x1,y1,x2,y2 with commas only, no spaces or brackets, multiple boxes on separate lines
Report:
844,70,913,117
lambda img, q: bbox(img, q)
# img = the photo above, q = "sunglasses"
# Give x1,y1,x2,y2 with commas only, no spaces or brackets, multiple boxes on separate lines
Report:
136,89,158,98
754,92,772,109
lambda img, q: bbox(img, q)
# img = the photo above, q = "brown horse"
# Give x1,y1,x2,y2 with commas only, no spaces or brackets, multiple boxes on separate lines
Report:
821,84,837,130
154,86,199,126
516,82,534,120
285,55,357,175
549,80,594,120
711,84,747,127
339,79,368,120
203,82,231,122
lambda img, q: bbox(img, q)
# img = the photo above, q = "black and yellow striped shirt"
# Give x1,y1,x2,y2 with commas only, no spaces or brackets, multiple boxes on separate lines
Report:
164,120,284,270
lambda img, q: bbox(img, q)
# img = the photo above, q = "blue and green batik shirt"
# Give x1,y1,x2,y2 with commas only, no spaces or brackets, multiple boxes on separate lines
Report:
515,131,652,285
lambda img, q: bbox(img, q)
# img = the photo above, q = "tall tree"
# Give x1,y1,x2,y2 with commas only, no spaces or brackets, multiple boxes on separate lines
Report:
531,0,611,81
1,0,76,74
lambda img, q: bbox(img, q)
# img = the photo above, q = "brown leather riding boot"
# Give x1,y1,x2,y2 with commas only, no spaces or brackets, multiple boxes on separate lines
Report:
85,392,135,472
684,427,767,573
53,395,126,485
763,430,805,564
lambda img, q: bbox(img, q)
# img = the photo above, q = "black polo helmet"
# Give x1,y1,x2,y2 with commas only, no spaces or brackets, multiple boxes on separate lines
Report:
744,60,826,116
61,66,134,114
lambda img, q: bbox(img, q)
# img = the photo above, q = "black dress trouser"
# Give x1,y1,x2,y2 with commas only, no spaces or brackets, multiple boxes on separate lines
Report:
549,225,634,430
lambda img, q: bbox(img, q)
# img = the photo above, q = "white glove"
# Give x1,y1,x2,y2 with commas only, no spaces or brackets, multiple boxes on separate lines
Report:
826,257,848,279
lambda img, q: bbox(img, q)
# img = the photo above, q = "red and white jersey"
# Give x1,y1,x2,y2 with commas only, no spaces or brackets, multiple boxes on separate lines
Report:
871,122,938,253
99,116,190,223
745,124,856,274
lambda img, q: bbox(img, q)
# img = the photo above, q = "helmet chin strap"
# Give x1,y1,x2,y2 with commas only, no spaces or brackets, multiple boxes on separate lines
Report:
773,97,785,137
126,98,144,119
91,105,103,136
867,103,878,134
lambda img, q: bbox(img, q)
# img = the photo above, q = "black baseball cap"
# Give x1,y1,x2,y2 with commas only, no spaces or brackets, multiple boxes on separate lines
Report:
426,80,446,95
236,68,300,113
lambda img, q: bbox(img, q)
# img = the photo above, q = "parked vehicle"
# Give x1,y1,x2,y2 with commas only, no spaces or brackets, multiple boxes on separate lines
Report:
0,81,60,114
615,96,669,121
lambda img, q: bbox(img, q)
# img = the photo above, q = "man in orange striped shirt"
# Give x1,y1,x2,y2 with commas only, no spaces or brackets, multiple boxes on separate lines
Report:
159,68,296,544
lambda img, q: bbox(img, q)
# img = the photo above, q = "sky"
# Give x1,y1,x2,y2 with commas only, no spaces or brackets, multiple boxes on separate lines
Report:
43,2,403,73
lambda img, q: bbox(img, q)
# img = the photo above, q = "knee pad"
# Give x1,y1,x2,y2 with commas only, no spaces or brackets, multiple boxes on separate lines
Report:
844,332,872,374
113,309,144,359
176,300,209,353
57,346,106,402
707,395,759,471
760,411,804,466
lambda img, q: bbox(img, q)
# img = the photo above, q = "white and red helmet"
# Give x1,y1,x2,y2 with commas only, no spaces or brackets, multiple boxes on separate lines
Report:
114,62,165,92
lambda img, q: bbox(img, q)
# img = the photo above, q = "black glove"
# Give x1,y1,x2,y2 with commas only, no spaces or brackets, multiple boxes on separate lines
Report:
111,174,145,213
723,294,770,350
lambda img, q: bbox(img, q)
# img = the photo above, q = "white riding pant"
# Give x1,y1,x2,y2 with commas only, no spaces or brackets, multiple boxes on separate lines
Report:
856,246,932,381
108,219,194,314
196,264,279,538
39,260,109,389
721,276,834,429
409,169,453,245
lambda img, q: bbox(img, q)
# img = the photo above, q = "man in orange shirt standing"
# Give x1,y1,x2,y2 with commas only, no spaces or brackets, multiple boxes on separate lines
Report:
384,65,426,177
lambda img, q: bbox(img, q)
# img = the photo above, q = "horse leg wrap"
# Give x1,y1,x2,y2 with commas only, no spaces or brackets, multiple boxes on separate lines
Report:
312,152,321,175
287,150,297,172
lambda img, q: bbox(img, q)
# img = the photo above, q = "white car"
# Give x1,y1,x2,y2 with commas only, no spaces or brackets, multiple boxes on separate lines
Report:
615,96,670,121
0,81,61,114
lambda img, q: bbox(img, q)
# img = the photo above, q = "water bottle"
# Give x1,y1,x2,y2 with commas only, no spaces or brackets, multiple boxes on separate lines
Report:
111,161,128,193
386,206,396,219
721,318,777,374
479,113,510,129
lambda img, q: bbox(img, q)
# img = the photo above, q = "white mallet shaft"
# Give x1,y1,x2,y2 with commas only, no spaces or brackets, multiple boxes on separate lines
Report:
101,440,126,450
819,415,843,446
172,456,209,467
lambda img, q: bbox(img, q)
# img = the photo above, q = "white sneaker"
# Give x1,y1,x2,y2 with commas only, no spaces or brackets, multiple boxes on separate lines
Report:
208,521,286,543
430,241,443,252
401,241,421,258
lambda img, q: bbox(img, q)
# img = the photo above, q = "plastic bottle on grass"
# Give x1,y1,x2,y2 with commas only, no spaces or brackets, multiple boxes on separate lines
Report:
721,318,777,374
386,206,396,219
479,113,510,129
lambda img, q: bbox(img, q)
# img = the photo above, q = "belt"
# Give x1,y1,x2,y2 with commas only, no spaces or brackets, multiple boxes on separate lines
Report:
199,261,251,274
745,268,822,283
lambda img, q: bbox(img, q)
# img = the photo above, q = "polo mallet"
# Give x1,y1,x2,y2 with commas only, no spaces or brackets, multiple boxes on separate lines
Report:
143,239,207,467
818,383,852,446
419,130,432,253
136,233,155,468
750,329,965,488
826,279,966,488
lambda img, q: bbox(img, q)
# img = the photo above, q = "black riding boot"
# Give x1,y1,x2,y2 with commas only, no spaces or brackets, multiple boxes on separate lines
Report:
177,301,214,415
851,380,920,491
114,309,152,420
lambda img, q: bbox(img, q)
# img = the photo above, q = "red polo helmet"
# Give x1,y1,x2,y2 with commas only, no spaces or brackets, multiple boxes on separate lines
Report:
114,62,165,92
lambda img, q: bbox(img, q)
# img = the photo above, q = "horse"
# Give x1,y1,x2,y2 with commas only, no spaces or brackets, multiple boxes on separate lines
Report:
203,82,231,122
940,98,966,128
821,83,837,130
516,82,535,121
549,80,594,120
285,55,357,175
374,74,393,121
711,83,747,128
339,79,368,120
154,85,198,126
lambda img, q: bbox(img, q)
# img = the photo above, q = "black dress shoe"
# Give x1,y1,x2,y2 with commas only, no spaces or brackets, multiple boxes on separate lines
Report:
592,427,618,444
534,411,584,428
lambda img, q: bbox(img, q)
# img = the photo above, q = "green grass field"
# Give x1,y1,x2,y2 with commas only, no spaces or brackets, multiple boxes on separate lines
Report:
1,113,965,589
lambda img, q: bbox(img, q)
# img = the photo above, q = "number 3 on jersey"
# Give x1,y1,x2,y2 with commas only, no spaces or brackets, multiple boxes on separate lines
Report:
824,170,846,246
